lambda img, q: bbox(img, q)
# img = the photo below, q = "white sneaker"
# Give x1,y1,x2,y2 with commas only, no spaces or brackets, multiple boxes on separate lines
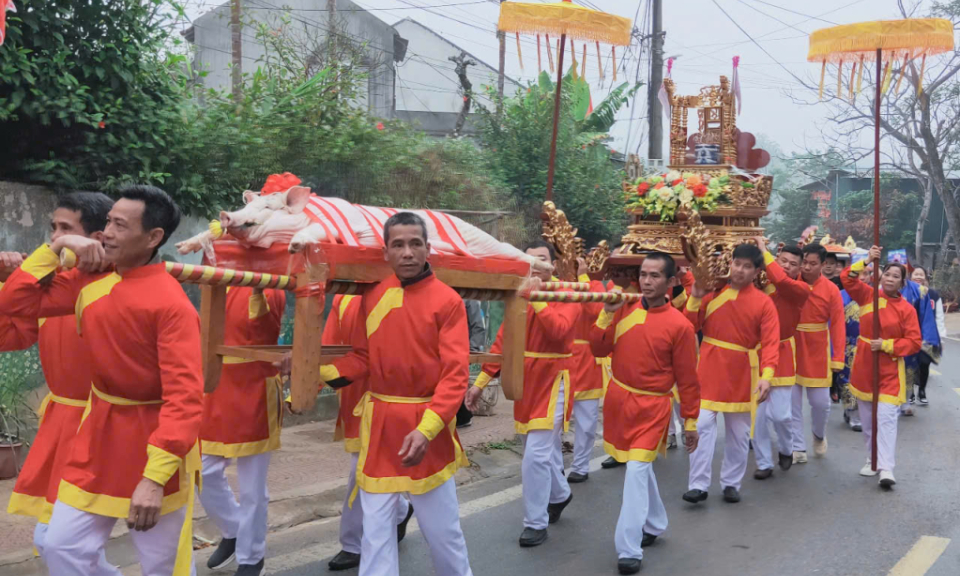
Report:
859,461,878,477
901,404,915,417
879,470,896,488
792,451,808,464
813,436,828,457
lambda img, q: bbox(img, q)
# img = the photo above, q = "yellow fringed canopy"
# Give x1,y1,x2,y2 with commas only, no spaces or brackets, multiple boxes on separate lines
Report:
807,18,954,63
498,2,632,46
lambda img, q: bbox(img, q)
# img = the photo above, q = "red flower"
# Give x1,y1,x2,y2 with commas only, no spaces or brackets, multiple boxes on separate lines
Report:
376,122,385,131
637,182,650,193
261,172,302,195
463,96,469,102
654,182,665,190
693,184,708,198
671,179,683,187
98,121,105,129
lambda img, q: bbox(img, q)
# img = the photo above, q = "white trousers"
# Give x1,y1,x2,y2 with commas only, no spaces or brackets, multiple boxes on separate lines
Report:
340,452,411,554
791,385,831,451
571,398,599,475
754,387,794,470
358,478,472,576
44,501,195,576
687,409,751,491
615,461,667,560
199,452,271,564
857,400,898,472
666,401,683,437
521,380,571,530
33,521,115,571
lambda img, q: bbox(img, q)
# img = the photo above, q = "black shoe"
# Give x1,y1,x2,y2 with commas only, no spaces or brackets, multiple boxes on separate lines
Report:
641,531,658,547
778,452,793,471
723,486,741,503
909,393,916,405
754,468,773,480
682,489,708,503
918,390,928,405
207,537,237,570
328,550,361,571
234,559,265,576
397,502,415,543
618,558,642,574
547,493,573,524
567,471,589,483
519,527,548,547
602,456,625,469
852,423,862,431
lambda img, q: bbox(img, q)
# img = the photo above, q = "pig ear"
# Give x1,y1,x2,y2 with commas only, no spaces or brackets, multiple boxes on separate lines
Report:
285,186,312,213
242,190,260,205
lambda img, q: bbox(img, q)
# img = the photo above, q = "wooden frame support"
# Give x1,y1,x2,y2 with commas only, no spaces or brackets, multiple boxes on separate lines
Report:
499,291,526,400
200,284,228,393
290,265,328,413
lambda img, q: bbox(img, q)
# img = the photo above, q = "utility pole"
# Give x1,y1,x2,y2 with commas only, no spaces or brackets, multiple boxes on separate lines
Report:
231,0,242,99
327,0,337,63
450,52,476,137
647,0,663,162
497,0,506,114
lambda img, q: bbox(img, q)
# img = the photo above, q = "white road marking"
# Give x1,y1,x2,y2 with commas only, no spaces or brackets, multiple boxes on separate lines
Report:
887,536,951,576
930,368,942,376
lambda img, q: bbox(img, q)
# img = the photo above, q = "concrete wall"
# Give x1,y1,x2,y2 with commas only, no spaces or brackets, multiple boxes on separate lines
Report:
189,0,398,119
393,18,520,135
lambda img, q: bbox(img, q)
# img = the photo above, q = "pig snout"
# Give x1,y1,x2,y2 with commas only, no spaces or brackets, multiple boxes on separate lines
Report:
218,211,233,228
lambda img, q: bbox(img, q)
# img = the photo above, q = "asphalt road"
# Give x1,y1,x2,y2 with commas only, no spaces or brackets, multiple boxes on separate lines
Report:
232,340,960,576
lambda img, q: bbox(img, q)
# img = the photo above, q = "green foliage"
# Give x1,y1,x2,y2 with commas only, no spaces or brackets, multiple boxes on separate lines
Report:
0,346,42,443
475,68,638,246
826,183,921,250
0,0,192,195
761,145,847,243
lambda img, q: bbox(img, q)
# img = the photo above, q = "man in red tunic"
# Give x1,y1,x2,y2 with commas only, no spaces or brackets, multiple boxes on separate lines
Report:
792,244,845,463
753,242,811,479
312,212,473,576
566,259,607,483
199,286,286,575
0,186,203,576
467,240,580,547
589,252,700,575
683,244,779,504
322,293,413,572
0,192,114,567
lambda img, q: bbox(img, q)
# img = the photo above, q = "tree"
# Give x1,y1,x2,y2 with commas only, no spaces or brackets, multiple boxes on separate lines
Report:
761,146,847,244
475,69,639,246
823,180,922,250
0,0,191,191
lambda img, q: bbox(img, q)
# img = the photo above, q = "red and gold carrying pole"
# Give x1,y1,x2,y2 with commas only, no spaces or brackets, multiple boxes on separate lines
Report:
526,290,641,304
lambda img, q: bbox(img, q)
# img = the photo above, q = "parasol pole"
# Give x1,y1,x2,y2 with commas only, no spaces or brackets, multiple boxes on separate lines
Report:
546,32,566,202
871,47,881,472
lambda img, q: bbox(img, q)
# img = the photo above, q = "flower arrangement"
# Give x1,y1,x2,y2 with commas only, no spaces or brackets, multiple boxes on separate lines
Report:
623,170,732,221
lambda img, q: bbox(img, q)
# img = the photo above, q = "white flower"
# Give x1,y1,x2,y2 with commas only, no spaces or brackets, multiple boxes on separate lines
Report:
657,188,675,202
679,189,694,206
665,170,681,183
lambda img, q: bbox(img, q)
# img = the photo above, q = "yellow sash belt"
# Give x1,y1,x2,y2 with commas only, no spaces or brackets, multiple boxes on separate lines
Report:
611,375,673,456
36,393,88,425
701,337,760,438
523,351,573,359
796,323,828,332
90,384,199,576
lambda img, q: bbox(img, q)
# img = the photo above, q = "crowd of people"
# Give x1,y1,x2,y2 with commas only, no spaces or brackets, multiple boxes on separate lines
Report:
0,185,945,576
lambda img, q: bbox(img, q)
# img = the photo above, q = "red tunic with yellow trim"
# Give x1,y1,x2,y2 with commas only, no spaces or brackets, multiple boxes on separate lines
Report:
325,269,470,495
590,300,700,462
569,276,607,402
684,284,780,412
0,245,203,522
763,254,813,387
201,287,286,458
321,294,365,453
1,283,94,523
795,275,845,387
841,263,921,405
478,294,580,434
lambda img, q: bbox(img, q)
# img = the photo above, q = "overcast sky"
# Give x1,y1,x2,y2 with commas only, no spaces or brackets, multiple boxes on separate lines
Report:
182,0,926,161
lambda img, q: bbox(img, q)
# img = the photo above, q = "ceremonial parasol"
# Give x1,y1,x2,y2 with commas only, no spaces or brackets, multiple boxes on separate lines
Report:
498,0,631,202
807,18,954,472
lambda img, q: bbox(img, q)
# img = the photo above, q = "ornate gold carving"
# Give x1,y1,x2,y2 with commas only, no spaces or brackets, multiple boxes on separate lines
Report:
585,241,610,274
666,76,737,166
540,201,583,282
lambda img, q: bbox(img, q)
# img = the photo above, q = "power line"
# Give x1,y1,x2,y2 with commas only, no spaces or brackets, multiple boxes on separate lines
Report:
248,1,490,11
743,0,838,25
732,0,810,35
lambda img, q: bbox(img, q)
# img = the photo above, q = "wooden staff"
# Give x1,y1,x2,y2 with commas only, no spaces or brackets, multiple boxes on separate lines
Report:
871,48,881,472
165,262,296,290
526,290,641,304
541,281,590,291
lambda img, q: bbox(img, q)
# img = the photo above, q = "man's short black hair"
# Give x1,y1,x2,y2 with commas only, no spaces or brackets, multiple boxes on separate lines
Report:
824,252,840,264
523,239,557,262
118,185,181,254
802,243,827,263
643,251,677,279
732,243,763,268
57,192,114,235
383,211,428,245
780,245,803,259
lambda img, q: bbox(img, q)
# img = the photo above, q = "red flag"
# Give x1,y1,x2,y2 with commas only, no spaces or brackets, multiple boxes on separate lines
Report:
732,56,742,115
0,0,16,46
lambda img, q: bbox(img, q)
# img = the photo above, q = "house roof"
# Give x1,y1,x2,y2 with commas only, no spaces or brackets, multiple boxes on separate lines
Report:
392,17,520,87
